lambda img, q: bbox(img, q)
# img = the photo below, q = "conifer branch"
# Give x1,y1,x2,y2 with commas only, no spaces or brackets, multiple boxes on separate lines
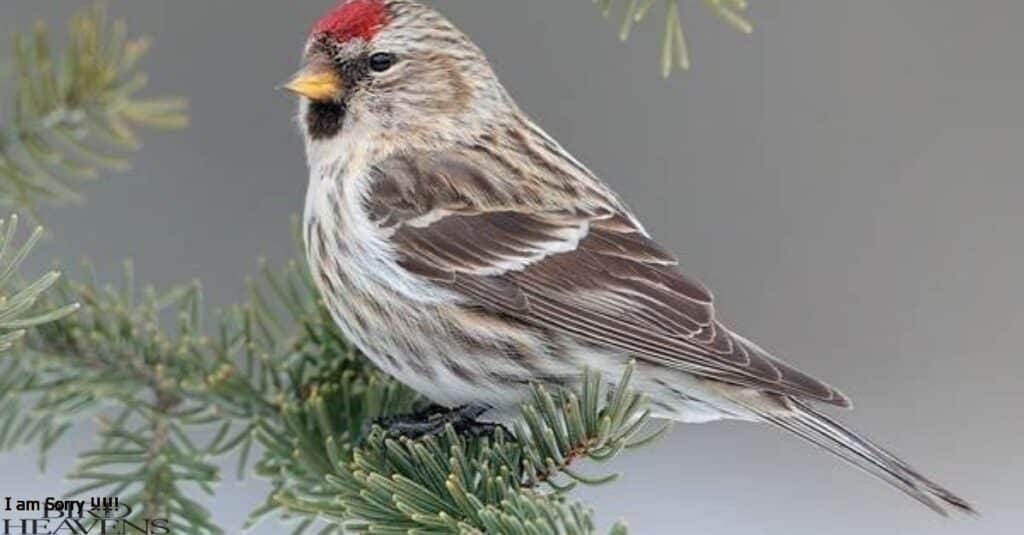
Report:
0,215,78,465
0,3,188,216
23,266,220,533
595,0,754,76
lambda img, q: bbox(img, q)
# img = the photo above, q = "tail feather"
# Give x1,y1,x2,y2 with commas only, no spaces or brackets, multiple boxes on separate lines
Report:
748,396,976,516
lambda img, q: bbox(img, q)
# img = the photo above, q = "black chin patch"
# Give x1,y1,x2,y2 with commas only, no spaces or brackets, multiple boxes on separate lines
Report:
306,101,345,140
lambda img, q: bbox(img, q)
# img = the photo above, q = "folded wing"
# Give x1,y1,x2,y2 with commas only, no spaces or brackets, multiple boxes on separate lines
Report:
366,152,851,406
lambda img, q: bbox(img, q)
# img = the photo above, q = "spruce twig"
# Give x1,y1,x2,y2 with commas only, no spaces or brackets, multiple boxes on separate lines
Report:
0,3,188,216
596,0,754,76
0,214,77,468
30,272,222,534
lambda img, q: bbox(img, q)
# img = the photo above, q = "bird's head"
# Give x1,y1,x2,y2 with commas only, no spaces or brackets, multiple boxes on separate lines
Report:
287,0,509,160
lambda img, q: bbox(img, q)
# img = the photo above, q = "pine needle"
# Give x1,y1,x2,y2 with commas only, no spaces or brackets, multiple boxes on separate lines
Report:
0,3,187,216
595,0,754,76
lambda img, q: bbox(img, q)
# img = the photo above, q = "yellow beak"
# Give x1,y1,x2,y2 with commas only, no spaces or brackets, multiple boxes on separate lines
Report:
282,69,344,101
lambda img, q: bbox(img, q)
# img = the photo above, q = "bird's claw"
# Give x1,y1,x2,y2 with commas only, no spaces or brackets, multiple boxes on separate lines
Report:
376,404,508,440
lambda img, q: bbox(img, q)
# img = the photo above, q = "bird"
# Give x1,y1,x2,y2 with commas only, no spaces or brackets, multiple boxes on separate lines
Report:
285,0,974,516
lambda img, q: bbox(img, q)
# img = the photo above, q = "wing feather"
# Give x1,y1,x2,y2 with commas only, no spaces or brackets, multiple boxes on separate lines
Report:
368,152,851,407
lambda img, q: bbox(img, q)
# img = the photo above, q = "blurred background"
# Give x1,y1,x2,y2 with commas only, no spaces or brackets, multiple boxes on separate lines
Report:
1,1,1021,533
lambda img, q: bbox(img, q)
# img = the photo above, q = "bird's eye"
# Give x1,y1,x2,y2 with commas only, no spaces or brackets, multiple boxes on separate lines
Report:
369,52,397,72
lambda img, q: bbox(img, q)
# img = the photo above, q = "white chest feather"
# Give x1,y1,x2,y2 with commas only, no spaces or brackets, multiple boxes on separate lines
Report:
303,157,443,304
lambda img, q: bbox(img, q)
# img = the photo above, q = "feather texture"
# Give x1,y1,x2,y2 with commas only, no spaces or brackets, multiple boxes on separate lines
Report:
368,152,851,407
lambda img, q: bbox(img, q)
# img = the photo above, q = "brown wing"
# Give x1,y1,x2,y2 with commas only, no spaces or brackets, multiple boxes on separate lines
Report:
367,152,851,407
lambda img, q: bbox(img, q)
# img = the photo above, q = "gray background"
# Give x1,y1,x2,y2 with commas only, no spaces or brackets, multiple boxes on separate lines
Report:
1,1,1021,533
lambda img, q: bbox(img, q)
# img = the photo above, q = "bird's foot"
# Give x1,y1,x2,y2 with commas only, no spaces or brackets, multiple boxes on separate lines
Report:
376,404,507,440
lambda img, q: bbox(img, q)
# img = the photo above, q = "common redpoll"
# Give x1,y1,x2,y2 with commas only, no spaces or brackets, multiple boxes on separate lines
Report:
286,0,973,515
